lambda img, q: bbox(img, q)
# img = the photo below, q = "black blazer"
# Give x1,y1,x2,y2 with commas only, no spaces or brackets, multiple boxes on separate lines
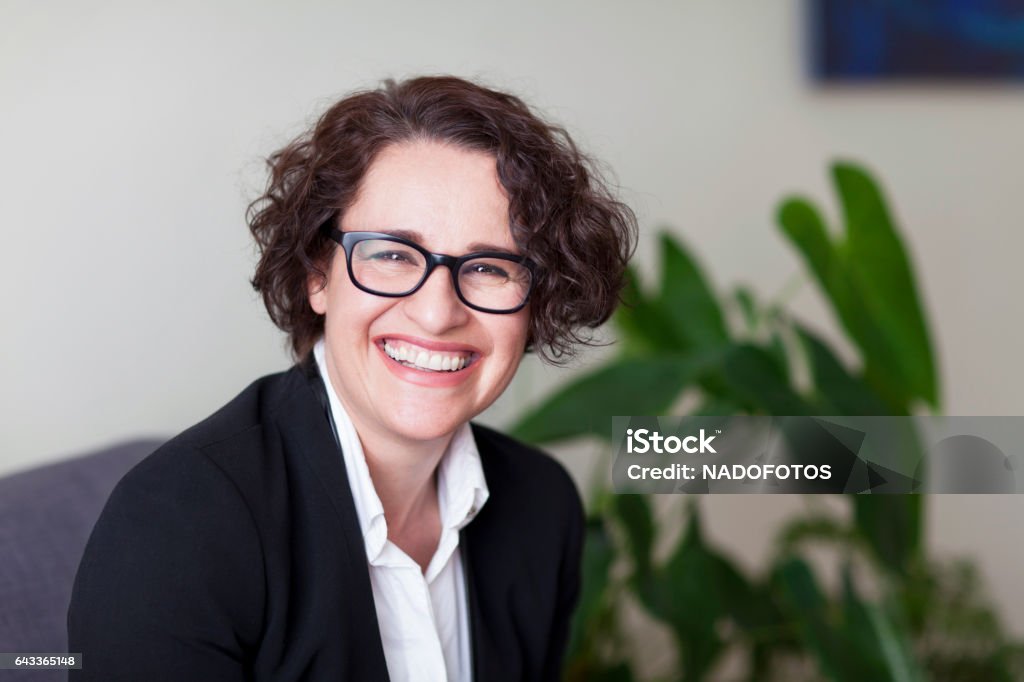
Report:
67,356,584,681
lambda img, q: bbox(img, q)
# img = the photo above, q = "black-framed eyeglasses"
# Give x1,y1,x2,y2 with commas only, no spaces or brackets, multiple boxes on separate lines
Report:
324,228,536,314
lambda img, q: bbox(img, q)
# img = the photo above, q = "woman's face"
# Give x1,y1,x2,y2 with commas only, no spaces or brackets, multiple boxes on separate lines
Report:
309,140,531,447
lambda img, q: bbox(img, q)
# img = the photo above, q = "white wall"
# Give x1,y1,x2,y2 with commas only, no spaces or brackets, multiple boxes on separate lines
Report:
3,0,1024,632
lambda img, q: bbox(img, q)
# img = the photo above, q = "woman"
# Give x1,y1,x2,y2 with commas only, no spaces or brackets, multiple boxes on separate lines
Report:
68,75,636,681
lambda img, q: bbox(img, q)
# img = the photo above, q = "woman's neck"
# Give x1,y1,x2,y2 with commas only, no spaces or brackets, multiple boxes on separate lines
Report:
359,427,448,536
321,348,451,569
358,428,448,572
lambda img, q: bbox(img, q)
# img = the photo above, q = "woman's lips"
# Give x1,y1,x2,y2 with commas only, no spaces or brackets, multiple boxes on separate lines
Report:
373,333,481,354
373,336,482,386
382,339,475,372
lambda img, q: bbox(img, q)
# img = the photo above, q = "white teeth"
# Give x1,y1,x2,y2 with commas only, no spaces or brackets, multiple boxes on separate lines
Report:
383,340,472,372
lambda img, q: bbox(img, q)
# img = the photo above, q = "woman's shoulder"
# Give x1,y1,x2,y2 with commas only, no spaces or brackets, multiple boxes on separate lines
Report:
470,422,569,478
469,422,583,519
167,362,309,451
70,412,270,678
86,363,301,549
113,360,315,509
94,362,313,548
67,368,308,651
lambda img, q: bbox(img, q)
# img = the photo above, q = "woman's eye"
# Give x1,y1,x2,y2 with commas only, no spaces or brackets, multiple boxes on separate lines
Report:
370,250,413,263
469,263,509,278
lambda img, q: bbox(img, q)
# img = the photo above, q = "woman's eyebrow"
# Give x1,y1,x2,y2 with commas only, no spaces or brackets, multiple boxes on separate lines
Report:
465,241,519,255
376,228,422,242
375,228,520,255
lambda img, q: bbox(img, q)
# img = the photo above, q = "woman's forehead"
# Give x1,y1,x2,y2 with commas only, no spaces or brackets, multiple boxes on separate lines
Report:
345,140,515,251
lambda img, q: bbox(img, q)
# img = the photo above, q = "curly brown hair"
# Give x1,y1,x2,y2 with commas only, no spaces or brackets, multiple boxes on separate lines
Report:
247,75,637,362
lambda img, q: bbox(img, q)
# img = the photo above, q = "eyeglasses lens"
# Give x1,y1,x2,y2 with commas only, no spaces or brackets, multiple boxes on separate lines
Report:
350,239,530,311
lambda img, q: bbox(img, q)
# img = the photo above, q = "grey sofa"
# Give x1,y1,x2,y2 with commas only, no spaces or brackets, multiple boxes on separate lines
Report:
0,440,163,681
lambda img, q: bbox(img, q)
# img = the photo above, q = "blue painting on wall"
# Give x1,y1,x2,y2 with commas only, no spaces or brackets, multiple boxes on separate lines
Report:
811,0,1024,80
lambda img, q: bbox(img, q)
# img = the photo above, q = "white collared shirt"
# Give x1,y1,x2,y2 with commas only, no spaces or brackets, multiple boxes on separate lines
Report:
314,339,489,682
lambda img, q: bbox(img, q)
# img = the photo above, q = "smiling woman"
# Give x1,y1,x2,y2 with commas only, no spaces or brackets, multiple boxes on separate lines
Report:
310,142,532,448
67,76,636,682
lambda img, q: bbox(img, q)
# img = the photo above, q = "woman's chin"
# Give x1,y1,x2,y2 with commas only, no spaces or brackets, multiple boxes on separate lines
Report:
378,407,471,444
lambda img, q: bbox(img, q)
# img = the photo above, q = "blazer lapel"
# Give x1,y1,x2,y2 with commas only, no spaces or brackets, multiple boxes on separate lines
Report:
461,498,520,682
461,528,499,682
275,360,390,679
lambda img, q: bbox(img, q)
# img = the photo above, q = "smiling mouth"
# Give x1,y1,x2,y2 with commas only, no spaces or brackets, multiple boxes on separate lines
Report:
380,339,478,373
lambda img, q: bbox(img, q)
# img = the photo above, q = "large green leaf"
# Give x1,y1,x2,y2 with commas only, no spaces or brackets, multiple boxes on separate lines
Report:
778,165,940,412
777,197,847,311
733,286,758,333
712,554,783,641
616,502,772,680
720,344,811,415
614,264,684,355
854,496,922,579
773,557,847,680
510,353,720,444
646,506,726,680
835,163,939,409
692,396,743,416
612,494,655,578
839,568,925,682
655,232,731,352
777,197,893,410
775,558,926,682
795,324,892,415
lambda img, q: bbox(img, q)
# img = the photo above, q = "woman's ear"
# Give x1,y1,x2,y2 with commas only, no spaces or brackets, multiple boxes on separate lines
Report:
523,329,534,355
307,262,330,315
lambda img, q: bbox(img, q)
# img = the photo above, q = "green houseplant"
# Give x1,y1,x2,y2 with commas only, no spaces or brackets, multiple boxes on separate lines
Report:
511,162,1024,681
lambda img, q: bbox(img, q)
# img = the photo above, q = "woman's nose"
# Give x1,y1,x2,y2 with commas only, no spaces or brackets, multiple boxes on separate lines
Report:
401,266,471,334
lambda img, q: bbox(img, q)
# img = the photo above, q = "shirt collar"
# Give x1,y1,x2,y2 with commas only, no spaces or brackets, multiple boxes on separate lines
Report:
313,338,490,564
